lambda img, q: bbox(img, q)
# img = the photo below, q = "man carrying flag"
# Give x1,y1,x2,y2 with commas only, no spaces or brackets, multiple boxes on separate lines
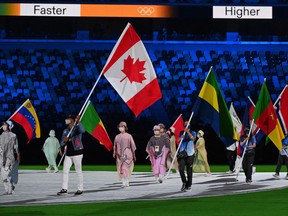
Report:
103,23,162,117
57,114,85,196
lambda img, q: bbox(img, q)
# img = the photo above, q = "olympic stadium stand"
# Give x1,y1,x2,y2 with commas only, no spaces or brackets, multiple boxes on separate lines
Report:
0,40,287,137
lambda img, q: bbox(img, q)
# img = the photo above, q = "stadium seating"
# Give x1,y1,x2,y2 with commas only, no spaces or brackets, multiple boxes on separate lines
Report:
0,44,287,133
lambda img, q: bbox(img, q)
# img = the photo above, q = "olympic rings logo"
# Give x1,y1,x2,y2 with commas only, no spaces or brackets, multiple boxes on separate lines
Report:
137,7,155,16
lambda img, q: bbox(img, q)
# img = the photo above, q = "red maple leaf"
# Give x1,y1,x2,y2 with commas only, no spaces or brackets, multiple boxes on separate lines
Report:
120,55,146,83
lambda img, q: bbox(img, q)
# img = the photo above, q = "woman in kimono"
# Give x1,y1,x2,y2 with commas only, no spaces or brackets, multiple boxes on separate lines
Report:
193,130,211,176
146,125,170,183
166,127,178,174
113,122,136,188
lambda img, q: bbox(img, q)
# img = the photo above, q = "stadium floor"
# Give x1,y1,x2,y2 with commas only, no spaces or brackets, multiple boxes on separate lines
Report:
0,170,287,206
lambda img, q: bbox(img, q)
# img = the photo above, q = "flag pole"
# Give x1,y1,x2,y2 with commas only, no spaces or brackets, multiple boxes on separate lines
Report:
204,66,213,82
66,70,104,138
0,98,30,130
58,70,105,167
166,111,194,179
8,98,29,120
273,84,288,107
248,96,256,107
235,119,255,181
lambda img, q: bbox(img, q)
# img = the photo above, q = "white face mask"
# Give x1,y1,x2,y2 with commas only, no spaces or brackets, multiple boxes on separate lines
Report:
65,119,71,125
2,125,8,131
119,126,125,133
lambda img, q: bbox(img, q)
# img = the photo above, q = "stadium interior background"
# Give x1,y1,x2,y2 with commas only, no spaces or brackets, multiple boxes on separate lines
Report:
0,0,288,166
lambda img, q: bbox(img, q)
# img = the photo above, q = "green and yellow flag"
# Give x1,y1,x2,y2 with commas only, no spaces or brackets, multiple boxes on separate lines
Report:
192,68,237,146
81,101,113,151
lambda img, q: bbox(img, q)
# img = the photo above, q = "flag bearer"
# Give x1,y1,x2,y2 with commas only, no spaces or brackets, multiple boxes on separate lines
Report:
240,127,256,184
57,114,85,196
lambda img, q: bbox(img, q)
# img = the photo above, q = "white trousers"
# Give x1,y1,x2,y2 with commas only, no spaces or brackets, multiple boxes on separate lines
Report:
62,154,83,191
1,167,12,193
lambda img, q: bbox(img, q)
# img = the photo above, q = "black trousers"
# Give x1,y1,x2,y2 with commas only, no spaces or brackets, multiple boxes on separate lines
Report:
226,150,236,171
275,154,288,174
242,151,255,181
178,155,195,187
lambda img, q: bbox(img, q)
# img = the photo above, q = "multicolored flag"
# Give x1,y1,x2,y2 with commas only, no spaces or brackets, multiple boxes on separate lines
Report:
10,99,41,143
192,68,237,146
229,102,242,140
171,114,185,145
103,23,162,117
80,101,113,151
279,85,288,134
252,82,285,151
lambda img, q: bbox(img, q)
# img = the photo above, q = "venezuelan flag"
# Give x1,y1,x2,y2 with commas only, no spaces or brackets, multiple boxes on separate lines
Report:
11,99,41,143
192,68,236,146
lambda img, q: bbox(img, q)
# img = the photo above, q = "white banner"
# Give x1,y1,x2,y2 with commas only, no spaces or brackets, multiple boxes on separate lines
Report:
213,6,272,19
20,4,80,17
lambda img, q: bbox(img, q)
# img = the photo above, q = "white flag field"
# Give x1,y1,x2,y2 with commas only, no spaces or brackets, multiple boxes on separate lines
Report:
229,103,242,138
103,23,162,117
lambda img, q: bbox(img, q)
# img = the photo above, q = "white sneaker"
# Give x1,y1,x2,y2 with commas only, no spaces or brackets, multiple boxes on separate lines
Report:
45,167,50,173
205,173,211,177
252,166,256,174
273,174,280,179
226,170,233,174
121,182,126,188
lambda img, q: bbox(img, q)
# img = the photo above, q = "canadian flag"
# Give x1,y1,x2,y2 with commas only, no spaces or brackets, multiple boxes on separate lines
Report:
103,23,162,117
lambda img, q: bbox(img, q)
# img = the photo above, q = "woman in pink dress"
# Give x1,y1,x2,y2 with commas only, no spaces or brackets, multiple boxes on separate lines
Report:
146,125,170,183
113,122,136,188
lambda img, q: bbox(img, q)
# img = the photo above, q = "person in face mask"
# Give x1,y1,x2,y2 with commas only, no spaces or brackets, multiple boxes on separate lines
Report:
0,121,18,195
177,121,196,192
146,125,170,183
194,130,211,177
239,127,256,184
166,127,179,174
113,121,136,188
42,130,62,173
57,114,85,196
